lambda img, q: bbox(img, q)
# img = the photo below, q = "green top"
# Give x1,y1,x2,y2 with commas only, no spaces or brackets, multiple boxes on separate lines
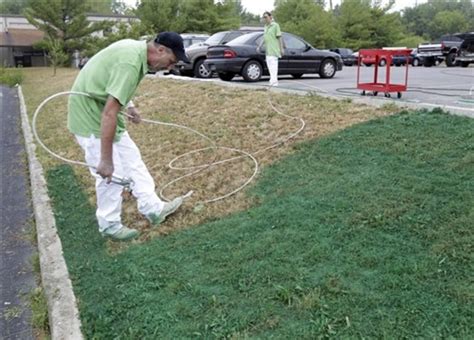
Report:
67,39,148,141
263,21,282,58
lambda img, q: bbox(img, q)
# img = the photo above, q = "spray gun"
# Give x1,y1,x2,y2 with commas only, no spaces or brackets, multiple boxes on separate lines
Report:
110,175,134,192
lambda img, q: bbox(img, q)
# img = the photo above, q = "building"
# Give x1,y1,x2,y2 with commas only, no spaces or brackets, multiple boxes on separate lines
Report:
0,14,138,67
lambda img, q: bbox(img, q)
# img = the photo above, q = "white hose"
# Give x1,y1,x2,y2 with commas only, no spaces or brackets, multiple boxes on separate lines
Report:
31,84,305,204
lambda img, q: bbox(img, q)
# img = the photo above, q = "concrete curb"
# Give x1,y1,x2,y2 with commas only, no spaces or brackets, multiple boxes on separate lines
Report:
17,85,83,340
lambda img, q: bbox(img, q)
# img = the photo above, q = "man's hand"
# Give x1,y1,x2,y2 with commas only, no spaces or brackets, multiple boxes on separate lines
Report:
127,106,141,124
96,159,114,183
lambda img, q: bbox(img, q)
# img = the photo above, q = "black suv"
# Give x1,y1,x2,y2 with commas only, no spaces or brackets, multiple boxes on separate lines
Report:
178,29,263,78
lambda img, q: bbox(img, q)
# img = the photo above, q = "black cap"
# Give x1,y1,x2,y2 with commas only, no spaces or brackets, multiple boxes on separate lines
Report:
154,32,189,63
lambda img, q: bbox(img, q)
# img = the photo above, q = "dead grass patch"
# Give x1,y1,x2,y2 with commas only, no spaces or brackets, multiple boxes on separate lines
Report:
21,68,399,246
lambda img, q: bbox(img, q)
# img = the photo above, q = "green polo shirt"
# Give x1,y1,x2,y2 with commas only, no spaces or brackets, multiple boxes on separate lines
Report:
264,21,282,58
67,39,148,141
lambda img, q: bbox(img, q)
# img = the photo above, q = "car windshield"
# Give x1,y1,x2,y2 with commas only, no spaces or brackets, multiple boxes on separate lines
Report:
205,32,227,45
227,32,261,46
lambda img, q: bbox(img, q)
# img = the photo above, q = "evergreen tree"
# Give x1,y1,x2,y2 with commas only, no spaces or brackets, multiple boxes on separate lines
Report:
0,0,29,14
24,0,111,64
274,0,341,48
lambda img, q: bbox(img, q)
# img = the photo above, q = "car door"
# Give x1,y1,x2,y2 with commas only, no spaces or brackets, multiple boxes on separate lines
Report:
282,33,313,73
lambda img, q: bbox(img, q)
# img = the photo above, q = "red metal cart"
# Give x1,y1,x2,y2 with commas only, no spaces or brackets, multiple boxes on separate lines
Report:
356,49,412,99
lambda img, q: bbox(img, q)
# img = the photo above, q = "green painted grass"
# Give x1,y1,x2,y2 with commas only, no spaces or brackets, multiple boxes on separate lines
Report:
46,109,473,338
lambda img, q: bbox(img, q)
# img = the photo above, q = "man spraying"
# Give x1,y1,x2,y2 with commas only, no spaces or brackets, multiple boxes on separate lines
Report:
68,32,189,241
257,11,284,87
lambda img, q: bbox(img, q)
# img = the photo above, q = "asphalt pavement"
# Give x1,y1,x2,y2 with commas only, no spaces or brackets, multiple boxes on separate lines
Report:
221,65,474,117
0,85,35,339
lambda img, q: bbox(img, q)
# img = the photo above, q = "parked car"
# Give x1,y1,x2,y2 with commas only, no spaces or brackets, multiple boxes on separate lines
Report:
178,29,262,78
204,32,343,82
181,33,210,48
456,32,474,67
330,48,357,66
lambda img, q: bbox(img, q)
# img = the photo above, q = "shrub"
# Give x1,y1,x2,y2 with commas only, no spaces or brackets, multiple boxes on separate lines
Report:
0,66,24,86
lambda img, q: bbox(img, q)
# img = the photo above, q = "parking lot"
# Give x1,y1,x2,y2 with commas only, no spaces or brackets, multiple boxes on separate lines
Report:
166,65,474,117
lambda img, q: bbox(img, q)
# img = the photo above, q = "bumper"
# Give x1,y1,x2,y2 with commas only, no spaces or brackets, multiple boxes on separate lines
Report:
418,52,442,58
204,58,247,74
178,61,193,72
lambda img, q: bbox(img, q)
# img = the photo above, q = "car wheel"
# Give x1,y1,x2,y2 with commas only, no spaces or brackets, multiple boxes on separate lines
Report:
194,59,212,78
319,59,336,79
379,58,387,66
412,58,419,67
445,52,457,67
364,63,372,67
241,60,263,82
218,72,235,81
291,73,304,79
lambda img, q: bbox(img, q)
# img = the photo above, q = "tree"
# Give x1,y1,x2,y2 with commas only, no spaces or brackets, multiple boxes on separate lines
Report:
367,1,404,48
0,0,29,14
136,0,242,34
83,21,149,57
430,10,469,37
136,0,185,32
24,0,111,65
274,0,341,48
44,37,68,76
336,0,374,49
401,0,473,40
215,0,241,31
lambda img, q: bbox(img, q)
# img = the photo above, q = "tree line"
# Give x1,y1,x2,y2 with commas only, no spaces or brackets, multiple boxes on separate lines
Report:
1,0,472,66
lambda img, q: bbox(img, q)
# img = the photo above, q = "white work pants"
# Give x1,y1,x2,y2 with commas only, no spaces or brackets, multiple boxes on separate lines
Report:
265,55,279,86
75,132,164,234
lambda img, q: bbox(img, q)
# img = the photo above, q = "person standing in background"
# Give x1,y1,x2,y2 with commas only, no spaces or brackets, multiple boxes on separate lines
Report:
257,11,284,87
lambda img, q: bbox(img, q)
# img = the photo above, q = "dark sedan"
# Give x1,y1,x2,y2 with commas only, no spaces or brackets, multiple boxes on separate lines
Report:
204,32,343,82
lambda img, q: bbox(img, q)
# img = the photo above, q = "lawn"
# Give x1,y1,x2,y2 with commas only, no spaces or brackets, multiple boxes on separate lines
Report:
22,68,473,338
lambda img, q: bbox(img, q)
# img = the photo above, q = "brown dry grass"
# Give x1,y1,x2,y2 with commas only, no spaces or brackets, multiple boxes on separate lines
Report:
21,67,399,247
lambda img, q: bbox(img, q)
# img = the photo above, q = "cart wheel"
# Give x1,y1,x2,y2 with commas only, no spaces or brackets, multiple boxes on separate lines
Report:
397,92,402,99
384,93,391,98
372,91,378,96
361,90,366,96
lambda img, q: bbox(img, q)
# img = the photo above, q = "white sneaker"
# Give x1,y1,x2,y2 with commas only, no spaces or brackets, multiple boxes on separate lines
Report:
146,196,183,226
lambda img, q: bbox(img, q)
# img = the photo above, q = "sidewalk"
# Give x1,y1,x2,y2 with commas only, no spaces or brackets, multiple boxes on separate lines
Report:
0,85,35,339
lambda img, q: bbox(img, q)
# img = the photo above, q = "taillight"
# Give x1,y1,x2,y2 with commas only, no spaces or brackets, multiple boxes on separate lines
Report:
223,49,237,58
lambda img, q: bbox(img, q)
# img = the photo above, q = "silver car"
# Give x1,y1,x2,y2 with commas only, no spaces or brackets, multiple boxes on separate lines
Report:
178,29,263,78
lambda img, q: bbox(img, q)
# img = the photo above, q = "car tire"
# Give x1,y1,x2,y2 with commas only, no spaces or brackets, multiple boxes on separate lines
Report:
218,72,235,81
412,58,420,67
445,52,457,67
319,59,336,79
241,60,263,82
461,61,470,68
194,58,212,78
291,73,304,79
364,63,372,67
379,58,387,66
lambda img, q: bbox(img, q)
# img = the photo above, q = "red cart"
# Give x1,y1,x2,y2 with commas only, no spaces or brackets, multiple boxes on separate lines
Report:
356,49,412,99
